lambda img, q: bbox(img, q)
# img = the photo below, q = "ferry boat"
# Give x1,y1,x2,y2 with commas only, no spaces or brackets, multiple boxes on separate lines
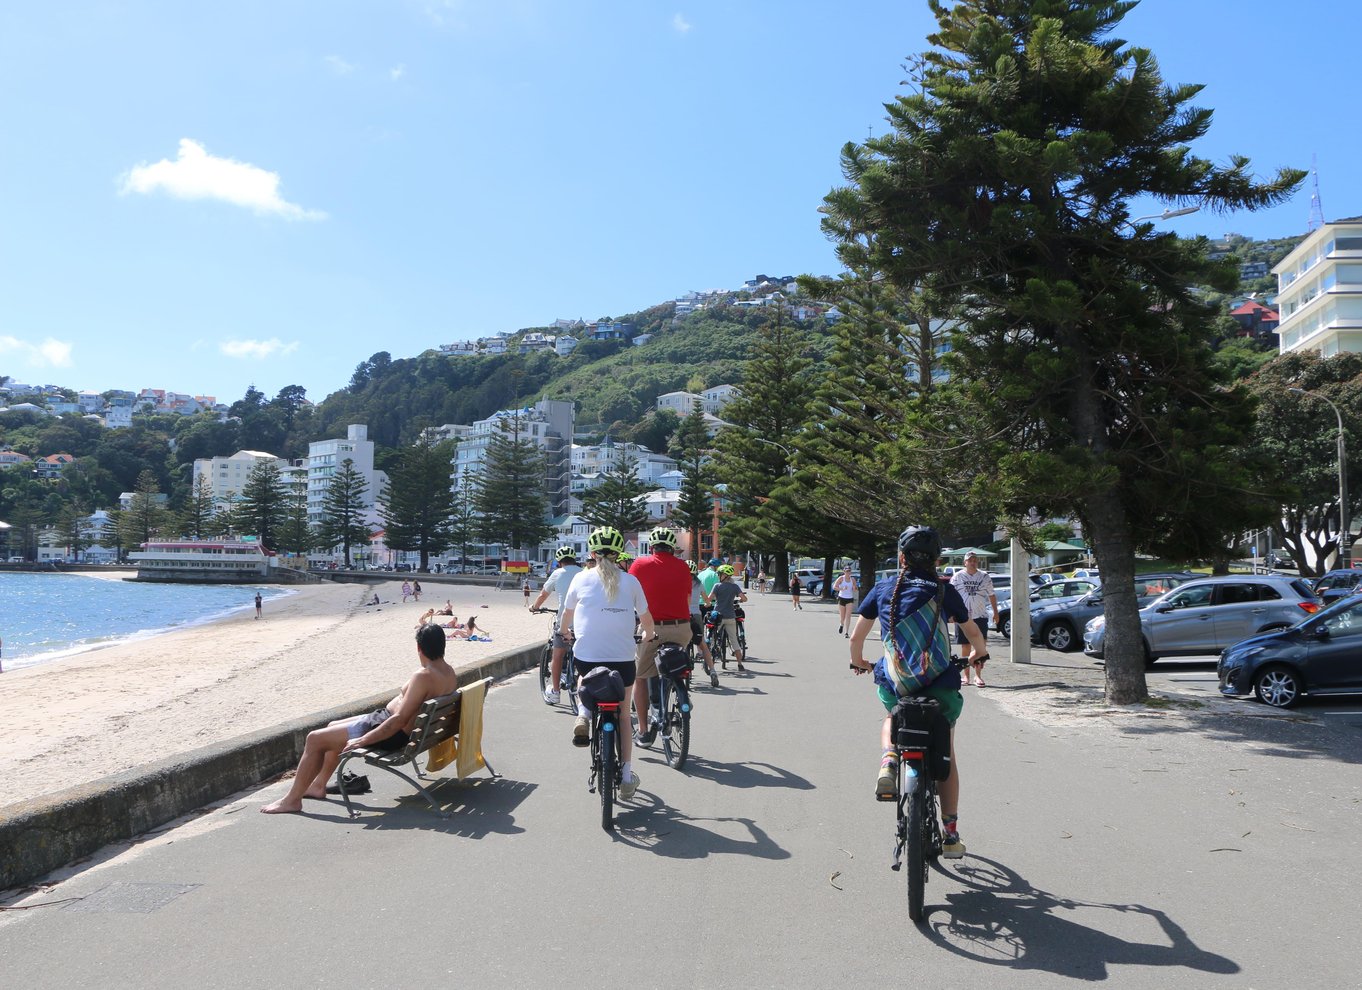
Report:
129,541,273,583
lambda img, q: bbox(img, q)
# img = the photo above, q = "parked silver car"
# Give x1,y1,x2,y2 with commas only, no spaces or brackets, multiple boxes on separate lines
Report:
1083,574,1322,666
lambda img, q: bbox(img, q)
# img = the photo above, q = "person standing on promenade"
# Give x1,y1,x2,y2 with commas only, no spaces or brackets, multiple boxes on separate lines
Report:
254,592,263,620
629,527,695,744
950,552,998,687
522,574,532,606
261,623,458,814
833,565,858,637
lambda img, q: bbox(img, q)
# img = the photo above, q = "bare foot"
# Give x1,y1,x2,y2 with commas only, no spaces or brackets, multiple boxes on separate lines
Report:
260,798,304,814
301,789,329,800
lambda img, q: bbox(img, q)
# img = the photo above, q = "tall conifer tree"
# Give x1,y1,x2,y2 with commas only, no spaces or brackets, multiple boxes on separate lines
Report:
316,458,372,567
381,434,458,571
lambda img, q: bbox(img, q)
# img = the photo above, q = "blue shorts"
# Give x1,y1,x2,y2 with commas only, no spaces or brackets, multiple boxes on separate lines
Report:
348,708,410,752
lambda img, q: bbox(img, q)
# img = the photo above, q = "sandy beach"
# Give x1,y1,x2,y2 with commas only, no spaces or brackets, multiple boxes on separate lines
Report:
0,579,548,810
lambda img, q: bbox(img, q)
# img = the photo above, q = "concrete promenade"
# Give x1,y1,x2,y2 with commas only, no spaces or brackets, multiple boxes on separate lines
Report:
3,592,1361,988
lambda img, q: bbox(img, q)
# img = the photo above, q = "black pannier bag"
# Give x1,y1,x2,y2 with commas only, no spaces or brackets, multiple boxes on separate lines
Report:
655,642,692,679
577,666,626,708
891,695,952,781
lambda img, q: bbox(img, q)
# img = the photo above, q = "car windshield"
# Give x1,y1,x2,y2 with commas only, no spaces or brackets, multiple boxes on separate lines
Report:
1313,595,1362,631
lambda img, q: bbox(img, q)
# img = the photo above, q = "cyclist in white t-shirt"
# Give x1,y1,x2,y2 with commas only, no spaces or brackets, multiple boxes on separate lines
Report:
559,527,655,800
530,545,584,705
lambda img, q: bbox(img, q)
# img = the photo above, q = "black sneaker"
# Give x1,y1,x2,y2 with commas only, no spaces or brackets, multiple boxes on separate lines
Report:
326,772,370,795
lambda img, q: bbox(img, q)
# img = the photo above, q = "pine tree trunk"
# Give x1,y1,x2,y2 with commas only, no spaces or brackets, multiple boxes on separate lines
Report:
1082,490,1148,705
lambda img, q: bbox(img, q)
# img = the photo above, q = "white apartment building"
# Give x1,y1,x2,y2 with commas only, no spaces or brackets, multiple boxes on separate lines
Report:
656,391,702,415
1274,219,1362,356
306,424,388,529
571,440,676,486
192,450,286,509
451,399,574,520
702,384,740,414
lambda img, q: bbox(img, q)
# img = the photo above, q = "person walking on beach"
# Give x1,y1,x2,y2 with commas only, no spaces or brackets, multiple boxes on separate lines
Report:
412,580,422,601
401,580,413,603
522,574,532,607
254,592,263,620
261,623,458,815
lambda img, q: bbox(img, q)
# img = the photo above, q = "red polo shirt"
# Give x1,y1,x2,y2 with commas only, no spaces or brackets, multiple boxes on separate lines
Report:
630,551,693,621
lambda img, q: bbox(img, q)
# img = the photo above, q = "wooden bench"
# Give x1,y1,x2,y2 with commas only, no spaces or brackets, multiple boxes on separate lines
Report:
335,677,497,818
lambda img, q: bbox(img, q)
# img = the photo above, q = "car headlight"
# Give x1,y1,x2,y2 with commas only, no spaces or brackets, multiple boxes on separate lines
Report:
1085,616,1105,633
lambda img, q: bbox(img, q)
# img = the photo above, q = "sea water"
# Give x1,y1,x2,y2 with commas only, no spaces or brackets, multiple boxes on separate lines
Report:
0,573,293,672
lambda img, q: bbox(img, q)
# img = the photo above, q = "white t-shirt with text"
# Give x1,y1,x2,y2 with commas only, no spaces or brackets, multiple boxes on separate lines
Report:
950,569,996,620
563,569,650,664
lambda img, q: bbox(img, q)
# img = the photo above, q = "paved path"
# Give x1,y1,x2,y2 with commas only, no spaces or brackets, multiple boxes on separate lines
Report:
4,593,1361,988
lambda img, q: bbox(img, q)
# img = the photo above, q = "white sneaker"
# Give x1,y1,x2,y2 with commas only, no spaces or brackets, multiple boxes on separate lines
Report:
619,770,640,800
543,688,560,705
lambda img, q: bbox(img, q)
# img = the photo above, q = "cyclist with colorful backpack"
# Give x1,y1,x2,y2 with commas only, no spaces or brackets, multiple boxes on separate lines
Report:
848,525,988,858
559,526,655,800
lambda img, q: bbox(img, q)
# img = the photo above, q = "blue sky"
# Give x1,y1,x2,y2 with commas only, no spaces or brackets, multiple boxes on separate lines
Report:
1,1,1356,406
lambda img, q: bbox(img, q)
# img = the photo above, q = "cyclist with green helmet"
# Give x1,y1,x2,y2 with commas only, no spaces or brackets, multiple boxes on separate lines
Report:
530,545,584,705
712,564,748,672
630,526,699,742
849,524,988,858
559,526,655,800
688,559,719,687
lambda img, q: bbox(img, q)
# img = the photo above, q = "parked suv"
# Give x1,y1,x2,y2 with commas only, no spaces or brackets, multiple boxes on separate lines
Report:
1029,572,1194,652
1083,574,1321,666
1219,594,1362,707
997,578,1098,637
1312,569,1362,607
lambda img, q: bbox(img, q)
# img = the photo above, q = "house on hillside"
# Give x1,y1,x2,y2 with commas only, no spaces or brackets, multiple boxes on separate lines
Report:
1230,299,1280,342
656,390,702,415
35,453,75,478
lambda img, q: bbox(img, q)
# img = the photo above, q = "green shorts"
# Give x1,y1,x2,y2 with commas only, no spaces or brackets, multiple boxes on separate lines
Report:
877,683,964,726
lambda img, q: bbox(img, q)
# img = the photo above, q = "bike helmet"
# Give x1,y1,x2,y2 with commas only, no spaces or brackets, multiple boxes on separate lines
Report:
688,560,699,575
898,524,941,559
718,564,735,578
708,558,721,566
587,526,625,555
554,545,577,562
617,552,633,569
648,526,677,549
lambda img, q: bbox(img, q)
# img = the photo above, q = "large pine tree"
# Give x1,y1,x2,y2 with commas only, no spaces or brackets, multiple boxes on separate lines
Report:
316,458,372,567
275,477,317,561
472,421,553,555
381,434,458,571
578,452,654,535
668,403,716,561
818,0,1303,703
238,460,285,550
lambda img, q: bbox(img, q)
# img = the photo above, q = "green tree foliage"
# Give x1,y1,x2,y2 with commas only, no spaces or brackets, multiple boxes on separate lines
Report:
316,458,372,567
578,454,654,535
448,473,480,571
275,477,317,561
238,460,285,550
1242,352,1362,576
180,475,218,540
56,501,89,560
472,424,553,553
817,0,1304,704
116,470,169,555
622,409,681,454
381,434,458,570
668,404,716,559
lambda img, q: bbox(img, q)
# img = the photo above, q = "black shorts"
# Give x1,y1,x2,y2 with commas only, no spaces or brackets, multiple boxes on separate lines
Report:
348,709,411,753
573,658,636,688
690,615,703,645
955,616,988,645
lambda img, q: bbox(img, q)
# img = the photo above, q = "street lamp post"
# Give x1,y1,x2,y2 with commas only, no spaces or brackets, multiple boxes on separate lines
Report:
1130,205,1202,223
1290,387,1350,569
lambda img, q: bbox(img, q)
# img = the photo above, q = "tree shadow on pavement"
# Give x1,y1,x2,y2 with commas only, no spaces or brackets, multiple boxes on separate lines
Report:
679,757,814,790
611,792,790,860
1112,699,1362,766
922,855,1238,980
323,777,536,838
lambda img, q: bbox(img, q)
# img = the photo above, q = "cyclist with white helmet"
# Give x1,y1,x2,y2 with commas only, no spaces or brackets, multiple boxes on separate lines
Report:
559,526,655,800
530,545,583,705
849,524,988,858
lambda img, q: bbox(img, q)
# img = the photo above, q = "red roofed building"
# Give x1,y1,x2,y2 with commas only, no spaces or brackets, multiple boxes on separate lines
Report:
1230,299,1280,342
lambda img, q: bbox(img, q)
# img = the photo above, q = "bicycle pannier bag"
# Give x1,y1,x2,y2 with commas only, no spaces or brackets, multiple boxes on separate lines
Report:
892,696,952,781
655,642,692,679
577,666,626,707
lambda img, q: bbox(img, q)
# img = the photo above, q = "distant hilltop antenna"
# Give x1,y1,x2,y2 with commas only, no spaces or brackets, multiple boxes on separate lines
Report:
1308,154,1325,231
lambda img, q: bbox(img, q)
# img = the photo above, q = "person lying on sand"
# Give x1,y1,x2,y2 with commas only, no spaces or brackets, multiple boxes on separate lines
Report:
446,616,483,640
435,600,454,616
261,624,458,815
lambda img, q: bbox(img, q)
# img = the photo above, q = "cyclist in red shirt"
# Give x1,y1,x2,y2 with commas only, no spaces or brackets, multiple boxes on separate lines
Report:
629,526,695,745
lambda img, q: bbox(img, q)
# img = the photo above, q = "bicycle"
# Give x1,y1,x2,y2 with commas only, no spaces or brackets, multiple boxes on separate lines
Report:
589,697,624,832
887,661,963,923
531,607,576,711
704,610,730,667
635,643,694,771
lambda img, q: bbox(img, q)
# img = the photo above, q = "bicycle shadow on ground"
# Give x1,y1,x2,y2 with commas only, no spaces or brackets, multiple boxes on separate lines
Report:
921,855,1238,980
610,792,791,860
676,757,815,791
312,777,536,839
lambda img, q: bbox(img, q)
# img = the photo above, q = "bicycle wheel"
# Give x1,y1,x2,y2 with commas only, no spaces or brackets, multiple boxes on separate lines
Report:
599,716,617,832
661,679,690,771
538,642,552,698
714,630,727,667
904,765,928,922
562,645,578,709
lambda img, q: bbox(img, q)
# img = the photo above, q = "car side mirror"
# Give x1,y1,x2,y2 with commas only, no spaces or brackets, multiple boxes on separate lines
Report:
1312,624,1331,639
1155,604,1175,613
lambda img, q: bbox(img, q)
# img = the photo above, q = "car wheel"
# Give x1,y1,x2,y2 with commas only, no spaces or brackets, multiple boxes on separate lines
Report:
1000,615,1011,638
1254,665,1302,708
1043,622,1076,652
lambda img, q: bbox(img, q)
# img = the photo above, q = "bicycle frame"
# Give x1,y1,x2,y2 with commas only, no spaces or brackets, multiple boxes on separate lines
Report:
590,700,623,831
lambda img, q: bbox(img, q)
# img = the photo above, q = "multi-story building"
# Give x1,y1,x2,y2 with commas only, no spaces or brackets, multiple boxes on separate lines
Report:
451,398,575,529
571,440,676,486
1274,219,1362,356
656,390,702,416
192,450,286,509
306,425,387,531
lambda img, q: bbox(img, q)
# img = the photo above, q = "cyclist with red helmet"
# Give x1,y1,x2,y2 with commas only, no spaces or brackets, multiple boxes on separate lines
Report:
849,524,988,858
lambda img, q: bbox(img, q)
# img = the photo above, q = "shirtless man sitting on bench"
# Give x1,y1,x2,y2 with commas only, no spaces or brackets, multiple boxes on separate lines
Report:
261,623,459,814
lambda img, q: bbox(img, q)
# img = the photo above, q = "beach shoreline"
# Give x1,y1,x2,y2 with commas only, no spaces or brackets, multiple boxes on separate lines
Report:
0,579,547,810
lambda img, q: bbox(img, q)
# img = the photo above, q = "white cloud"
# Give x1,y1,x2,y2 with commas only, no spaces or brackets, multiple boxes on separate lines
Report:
325,54,355,74
219,338,301,360
0,335,74,369
390,63,406,81
672,13,692,33
120,139,326,221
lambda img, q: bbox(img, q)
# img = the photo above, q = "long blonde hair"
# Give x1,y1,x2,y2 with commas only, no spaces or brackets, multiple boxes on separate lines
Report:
594,550,620,599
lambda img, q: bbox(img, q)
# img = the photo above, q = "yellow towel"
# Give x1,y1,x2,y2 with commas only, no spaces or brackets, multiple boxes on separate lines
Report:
425,733,456,772
455,678,488,779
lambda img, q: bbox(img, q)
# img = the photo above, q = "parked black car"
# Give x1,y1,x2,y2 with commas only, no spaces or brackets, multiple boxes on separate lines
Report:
1312,568,1362,606
1219,593,1362,707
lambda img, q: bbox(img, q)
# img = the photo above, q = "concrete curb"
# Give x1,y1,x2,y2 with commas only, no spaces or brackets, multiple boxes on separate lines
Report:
0,642,541,893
